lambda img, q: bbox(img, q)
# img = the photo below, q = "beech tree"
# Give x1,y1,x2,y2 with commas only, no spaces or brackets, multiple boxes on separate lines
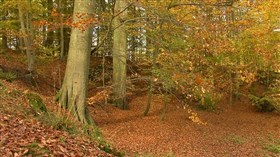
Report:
57,0,95,124
112,0,128,109
18,0,35,73
0,0,8,52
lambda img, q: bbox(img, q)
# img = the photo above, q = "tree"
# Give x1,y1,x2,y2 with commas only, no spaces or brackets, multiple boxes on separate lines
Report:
43,0,54,47
1,0,8,51
18,0,35,73
57,0,95,124
112,0,128,109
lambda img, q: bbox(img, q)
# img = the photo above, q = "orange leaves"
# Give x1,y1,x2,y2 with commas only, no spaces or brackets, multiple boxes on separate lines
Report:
51,8,59,17
32,20,49,28
33,11,98,32
195,75,203,85
70,16,97,31
87,90,110,105
65,12,98,31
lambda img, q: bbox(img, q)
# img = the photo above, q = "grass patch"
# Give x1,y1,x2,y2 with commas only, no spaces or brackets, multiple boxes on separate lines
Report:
263,136,280,154
24,142,50,156
0,71,17,82
227,134,246,144
265,144,280,154
37,112,78,135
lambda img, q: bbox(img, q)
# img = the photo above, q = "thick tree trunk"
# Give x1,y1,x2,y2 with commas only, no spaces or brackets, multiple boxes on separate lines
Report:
112,0,128,109
58,0,95,124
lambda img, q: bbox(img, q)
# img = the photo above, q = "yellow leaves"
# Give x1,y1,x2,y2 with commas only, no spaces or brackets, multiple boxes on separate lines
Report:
239,71,256,85
187,108,207,125
51,8,59,17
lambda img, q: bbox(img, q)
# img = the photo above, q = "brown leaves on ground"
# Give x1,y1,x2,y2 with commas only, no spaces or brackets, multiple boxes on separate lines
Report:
0,111,108,157
92,95,280,157
0,80,112,157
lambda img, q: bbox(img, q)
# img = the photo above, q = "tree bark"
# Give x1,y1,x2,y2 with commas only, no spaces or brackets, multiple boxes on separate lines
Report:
44,0,54,47
1,33,8,51
58,0,65,60
1,0,8,52
112,0,128,109
18,1,35,72
58,0,95,124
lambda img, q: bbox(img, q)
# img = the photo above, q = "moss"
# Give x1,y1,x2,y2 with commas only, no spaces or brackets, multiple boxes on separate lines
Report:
26,93,47,115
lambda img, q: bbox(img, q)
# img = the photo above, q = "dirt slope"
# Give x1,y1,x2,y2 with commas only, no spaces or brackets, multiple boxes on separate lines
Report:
0,80,112,157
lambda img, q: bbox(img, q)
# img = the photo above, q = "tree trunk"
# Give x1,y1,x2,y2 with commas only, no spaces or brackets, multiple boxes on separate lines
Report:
58,0,65,60
18,1,35,73
1,33,8,51
112,0,128,109
44,0,54,47
1,0,8,52
63,27,71,57
58,0,95,124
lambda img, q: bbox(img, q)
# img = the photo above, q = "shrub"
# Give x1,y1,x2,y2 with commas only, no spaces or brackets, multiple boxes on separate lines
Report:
248,81,280,112
248,94,275,112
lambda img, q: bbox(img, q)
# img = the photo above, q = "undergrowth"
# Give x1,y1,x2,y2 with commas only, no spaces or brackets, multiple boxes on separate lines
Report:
263,136,280,154
24,142,50,156
0,70,17,82
227,134,246,144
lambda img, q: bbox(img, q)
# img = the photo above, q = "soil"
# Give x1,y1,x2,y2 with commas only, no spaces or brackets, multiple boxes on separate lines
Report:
0,52,279,157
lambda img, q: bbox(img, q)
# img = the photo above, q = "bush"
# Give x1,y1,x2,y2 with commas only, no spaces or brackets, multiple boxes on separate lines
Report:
248,94,276,112
197,93,216,111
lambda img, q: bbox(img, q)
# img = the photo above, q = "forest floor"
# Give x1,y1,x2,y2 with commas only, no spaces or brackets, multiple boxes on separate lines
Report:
0,51,280,157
